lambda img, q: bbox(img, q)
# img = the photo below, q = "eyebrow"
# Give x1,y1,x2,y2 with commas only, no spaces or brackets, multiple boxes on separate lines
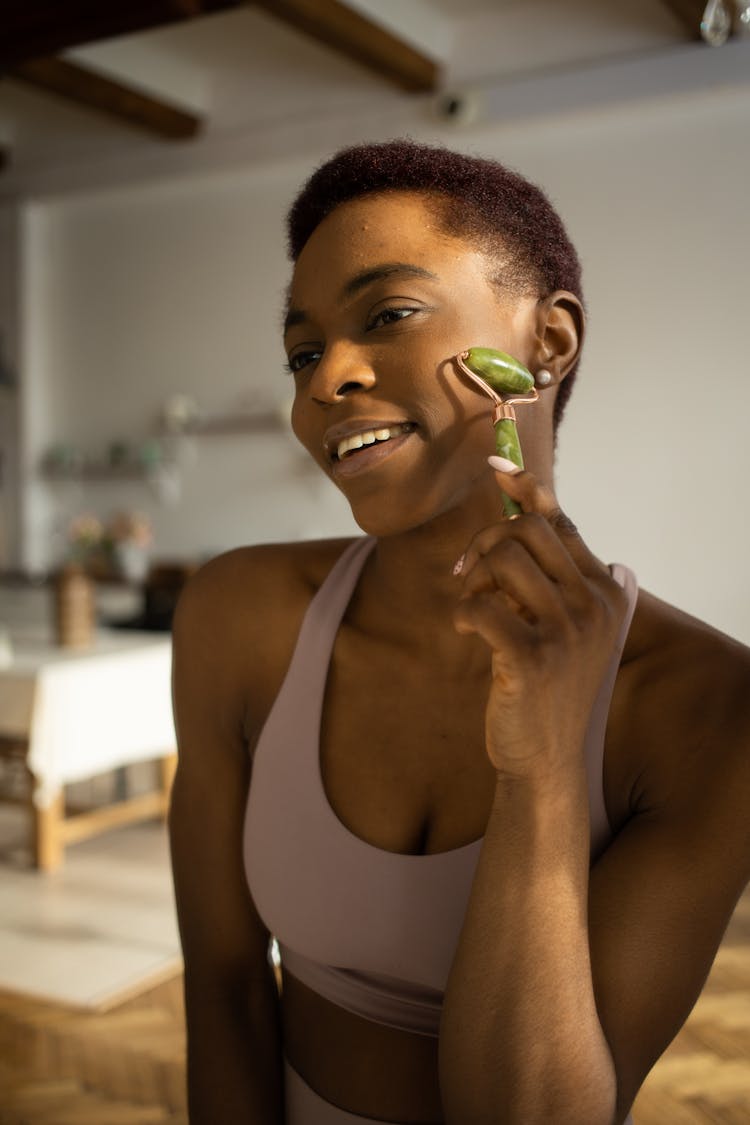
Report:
283,262,438,334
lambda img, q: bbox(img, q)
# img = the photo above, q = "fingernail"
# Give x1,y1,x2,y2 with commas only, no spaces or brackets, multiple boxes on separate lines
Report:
452,553,465,576
488,455,521,474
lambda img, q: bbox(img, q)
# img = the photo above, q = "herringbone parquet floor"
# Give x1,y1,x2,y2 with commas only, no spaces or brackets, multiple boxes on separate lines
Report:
0,973,187,1124
634,881,750,1124
0,883,748,1124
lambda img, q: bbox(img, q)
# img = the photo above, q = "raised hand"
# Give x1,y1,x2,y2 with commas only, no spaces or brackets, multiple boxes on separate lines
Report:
453,460,628,778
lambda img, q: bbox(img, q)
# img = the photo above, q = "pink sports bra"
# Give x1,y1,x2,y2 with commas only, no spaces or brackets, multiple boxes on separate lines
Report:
244,536,638,1038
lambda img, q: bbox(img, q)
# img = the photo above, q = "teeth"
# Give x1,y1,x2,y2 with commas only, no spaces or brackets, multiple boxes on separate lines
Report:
348,434,365,453
336,424,409,460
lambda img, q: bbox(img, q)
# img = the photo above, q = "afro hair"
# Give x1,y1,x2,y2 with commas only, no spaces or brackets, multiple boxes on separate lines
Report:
287,139,584,430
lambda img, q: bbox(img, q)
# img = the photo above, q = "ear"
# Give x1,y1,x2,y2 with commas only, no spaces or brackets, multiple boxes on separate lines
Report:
532,291,584,385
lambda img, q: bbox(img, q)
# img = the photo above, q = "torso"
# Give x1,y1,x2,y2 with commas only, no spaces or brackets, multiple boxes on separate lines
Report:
242,538,493,1121
230,535,740,1123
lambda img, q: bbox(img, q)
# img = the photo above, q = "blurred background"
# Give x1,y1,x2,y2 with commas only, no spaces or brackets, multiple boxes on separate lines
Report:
0,0,748,641
0,5,748,1123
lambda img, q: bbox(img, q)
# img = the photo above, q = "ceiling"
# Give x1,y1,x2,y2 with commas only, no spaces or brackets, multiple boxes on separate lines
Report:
0,0,748,199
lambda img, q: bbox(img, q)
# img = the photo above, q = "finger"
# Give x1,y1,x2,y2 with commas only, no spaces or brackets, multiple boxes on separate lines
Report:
460,513,584,596
458,536,566,623
487,459,575,529
453,588,531,651
487,460,606,579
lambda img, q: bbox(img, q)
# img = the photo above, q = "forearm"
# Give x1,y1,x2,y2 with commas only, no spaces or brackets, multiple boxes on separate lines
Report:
185,965,284,1125
440,765,617,1125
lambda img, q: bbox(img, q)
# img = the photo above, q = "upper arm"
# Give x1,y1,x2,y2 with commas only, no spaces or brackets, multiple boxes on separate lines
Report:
588,644,750,1116
169,552,274,992
169,547,309,1120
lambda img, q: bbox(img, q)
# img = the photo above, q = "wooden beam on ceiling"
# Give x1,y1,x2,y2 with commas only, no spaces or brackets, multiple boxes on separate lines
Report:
9,58,202,140
0,0,436,156
0,0,244,69
253,0,439,93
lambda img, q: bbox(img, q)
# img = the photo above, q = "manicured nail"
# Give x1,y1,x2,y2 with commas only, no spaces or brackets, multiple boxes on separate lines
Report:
452,553,465,576
488,455,521,474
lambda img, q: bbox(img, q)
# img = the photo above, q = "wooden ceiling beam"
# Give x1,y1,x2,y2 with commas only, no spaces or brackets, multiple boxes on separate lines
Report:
0,0,436,154
0,0,243,69
9,58,202,140
253,0,439,92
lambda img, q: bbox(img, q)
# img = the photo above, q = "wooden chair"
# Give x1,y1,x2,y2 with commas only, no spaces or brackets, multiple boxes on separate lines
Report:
0,734,176,871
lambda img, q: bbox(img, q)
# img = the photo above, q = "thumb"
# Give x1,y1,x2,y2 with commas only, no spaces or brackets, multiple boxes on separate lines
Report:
487,456,602,575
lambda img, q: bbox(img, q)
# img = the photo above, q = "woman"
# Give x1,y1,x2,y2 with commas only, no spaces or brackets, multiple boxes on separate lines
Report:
169,140,750,1125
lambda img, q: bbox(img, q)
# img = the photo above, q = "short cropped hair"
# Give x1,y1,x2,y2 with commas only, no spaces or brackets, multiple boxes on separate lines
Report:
286,139,584,430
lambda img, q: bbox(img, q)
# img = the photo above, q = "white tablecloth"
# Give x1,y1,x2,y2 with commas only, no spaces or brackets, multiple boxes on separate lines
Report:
0,623,175,808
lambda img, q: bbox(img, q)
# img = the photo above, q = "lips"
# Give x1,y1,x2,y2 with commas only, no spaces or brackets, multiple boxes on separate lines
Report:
323,420,417,462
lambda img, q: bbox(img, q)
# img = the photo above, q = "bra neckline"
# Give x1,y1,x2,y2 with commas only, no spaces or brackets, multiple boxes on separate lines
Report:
314,538,485,862
307,540,635,864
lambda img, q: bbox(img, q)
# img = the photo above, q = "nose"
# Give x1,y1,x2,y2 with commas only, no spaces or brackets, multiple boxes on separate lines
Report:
309,343,376,405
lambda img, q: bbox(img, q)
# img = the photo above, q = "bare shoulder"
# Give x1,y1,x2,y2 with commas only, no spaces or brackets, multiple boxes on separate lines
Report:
622,586,750,742
172,536,362,725
608,585,750,833
174,536,359,631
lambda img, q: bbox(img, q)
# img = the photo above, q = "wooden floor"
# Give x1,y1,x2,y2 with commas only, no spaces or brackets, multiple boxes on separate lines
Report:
634,880,750,1124
0,974,187,1124
1,884,748,1124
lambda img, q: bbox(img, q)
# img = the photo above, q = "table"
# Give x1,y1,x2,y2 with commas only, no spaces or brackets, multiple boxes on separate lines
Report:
0,619,176,871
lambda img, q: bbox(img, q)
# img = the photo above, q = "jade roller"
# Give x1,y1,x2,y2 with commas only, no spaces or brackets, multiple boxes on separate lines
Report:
454,347,538,517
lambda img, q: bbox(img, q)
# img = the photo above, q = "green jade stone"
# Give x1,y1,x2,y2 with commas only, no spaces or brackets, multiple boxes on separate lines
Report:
465,347,534,395
494,418,523,517
494,418,523,467
462,347,533,518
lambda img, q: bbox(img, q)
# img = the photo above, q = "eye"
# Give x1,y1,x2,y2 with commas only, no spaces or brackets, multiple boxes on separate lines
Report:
284,347,323,374
366,306,418,330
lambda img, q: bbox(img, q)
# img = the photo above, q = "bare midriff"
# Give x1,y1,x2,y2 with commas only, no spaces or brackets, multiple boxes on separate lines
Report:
281,969,444,1124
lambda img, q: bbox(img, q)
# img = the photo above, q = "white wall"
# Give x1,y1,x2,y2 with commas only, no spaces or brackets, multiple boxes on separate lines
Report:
0,206,22,569
12,79,750,643
469,85,750,642
18,159,360,570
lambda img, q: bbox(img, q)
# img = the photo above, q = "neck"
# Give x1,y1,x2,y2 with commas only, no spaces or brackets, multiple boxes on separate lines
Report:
357,531,486,669
347,421,559,646
369,438,554,585
354,471,511,647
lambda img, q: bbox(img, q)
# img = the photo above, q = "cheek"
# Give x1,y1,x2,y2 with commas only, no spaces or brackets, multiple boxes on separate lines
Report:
290,397,328,466
290,396,312,450
290,395,303,439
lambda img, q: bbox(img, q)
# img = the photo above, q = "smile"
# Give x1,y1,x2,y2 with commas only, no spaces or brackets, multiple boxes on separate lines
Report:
334,422,415,461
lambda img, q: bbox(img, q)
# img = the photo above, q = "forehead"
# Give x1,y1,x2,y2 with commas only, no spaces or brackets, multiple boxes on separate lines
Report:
289,191,492,305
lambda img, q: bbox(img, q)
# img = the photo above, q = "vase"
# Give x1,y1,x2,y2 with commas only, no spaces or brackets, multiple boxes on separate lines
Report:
114,542,150,583
54,564,95,648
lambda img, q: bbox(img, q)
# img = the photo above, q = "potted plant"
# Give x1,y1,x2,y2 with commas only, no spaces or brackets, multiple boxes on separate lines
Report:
107,511,153,583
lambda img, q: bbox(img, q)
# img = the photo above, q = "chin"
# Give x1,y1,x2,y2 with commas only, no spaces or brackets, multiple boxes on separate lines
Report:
347,507,412,538
342,486,463,540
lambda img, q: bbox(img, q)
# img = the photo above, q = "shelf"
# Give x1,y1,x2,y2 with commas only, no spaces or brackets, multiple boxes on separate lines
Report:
164,411,285,436
39,464,158,482
38,408,288,482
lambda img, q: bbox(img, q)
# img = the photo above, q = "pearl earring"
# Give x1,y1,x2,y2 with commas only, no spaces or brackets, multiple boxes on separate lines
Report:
536,369,553,387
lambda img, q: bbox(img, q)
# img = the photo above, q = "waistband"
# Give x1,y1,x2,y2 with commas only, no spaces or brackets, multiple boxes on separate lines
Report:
284,1057,398,1124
